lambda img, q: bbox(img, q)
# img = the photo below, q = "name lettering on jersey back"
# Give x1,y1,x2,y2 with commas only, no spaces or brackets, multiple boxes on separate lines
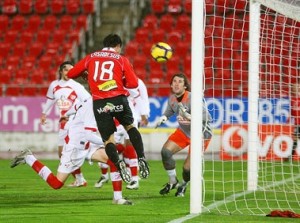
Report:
91,52,121,59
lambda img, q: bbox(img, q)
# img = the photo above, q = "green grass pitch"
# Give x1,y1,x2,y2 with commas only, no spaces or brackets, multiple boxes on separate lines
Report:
0,159,296,223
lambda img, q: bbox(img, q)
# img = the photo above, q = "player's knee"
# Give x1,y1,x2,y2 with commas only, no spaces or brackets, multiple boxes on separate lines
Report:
161,147,175,169
124,124,134,131
182,168,190,182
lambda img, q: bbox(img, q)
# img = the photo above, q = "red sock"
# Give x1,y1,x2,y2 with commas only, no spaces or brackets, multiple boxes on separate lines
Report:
71,168,81,178
31,160,64,190
124,145,138,176
107,160,122,191
116,143,125,153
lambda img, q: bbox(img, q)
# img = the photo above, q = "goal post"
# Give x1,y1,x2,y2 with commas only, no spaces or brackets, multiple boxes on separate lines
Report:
194,0,300,216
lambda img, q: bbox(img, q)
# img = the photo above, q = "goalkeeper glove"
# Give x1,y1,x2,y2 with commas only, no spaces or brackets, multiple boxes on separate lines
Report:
155,115,167,128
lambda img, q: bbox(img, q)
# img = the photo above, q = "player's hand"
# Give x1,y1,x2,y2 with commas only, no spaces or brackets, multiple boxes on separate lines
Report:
40,113,47,125
82,71,88,81
155,115,167,128
178,102,191,121
59,116,69,123
177,115,191,125
140,115,149,127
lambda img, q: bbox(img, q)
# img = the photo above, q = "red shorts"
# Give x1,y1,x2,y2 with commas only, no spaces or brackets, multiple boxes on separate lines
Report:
168,128,211,152
168,128,190,149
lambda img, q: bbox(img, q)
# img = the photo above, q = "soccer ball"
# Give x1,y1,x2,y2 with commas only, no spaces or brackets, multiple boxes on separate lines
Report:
150,42,173,63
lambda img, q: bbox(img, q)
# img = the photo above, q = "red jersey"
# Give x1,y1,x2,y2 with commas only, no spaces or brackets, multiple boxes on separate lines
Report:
67,48,138,100
290,96,300,125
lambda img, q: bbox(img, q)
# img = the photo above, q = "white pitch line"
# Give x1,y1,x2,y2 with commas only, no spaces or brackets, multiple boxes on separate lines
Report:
169,174,300,223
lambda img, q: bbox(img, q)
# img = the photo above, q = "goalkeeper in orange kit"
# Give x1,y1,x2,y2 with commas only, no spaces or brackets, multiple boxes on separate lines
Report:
155,73,212,197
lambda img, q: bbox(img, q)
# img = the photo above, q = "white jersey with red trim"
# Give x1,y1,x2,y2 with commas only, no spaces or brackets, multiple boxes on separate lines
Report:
42,79,91,117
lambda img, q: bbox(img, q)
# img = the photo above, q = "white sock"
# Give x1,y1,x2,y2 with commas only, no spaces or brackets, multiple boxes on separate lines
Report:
166,169,177,184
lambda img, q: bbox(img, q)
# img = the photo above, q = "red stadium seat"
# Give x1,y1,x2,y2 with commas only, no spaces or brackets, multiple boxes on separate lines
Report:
165,55,181,73
45,42,61,57
183,0,192,14
0,15,9,32
167,0,182,14
15,69,30,81
156,87,170,97
59,15,74,30
6,56,20,70
23,85,38,96
22,56,36,69
142,14,158,30
28,42,44,57
132,55,148,71
151,28,166,42
43,15,58,31
36,30,51,45
82,0,95,14
26,15,42,32
76,15,88,30
175,14,191,32
175,41,190,56
19,30,34,43
6,85,21,96
51,29,66,44
135,27,150,43
159,14,174,32
151,0,165,14
34,0,48,14
38,55,53,71
124,41,139,57
19,0,33,15
0,42,11,57
66,0,80,14
0,69,11,84
68,29,81,44
2,0,17,15
39,85,49,96
11,15,26,30
30,70,45,84
140,42,153,55
166,30,182,43
50,0,65,15
12,43,27,57
4,29,19,43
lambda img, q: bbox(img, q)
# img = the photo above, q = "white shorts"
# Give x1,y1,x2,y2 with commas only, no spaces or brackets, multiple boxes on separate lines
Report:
114,125,129,144
58,129,68,147
57,142,98,174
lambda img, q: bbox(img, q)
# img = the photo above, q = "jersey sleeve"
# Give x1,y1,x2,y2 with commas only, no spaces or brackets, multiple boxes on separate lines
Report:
67,57,88,78
122,57,138,89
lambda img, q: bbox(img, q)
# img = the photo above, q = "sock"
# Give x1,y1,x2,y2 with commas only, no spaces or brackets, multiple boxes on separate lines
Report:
166,169,177,184
127,127,145,158
107,160,122,200
71,168,85,181
105,143,120,165
25,156,63,190
123,145,138,181
99,162,109,179
116,143,125,153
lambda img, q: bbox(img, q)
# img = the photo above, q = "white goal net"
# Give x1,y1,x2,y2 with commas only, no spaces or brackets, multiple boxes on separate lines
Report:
202,0,300,215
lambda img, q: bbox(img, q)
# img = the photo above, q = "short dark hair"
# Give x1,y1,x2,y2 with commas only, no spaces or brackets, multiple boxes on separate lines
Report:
170,73,191,91
103,34,122,48
58,61,74,79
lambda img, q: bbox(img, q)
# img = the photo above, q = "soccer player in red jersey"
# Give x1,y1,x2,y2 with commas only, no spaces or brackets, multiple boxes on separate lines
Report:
156,73,212,197
67,34,149,182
